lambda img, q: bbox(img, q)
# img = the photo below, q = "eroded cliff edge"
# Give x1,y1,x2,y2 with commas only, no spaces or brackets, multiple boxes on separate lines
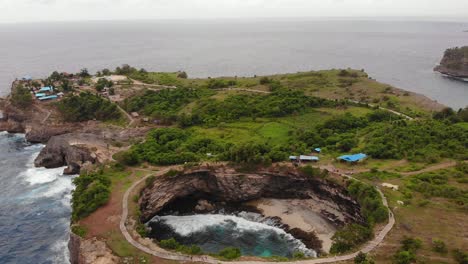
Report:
139,168,363,225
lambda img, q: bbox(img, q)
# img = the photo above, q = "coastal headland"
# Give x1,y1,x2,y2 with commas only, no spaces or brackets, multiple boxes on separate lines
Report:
0,65,466,264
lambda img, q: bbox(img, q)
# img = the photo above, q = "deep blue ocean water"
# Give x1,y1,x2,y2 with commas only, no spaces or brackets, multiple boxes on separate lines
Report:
0,132,74,264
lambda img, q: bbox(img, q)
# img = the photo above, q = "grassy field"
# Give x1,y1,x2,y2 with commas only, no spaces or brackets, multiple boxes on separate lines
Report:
130,69,444,118
352,166,467,264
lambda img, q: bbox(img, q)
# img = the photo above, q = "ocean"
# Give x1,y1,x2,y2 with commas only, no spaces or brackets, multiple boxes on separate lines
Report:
0,19,467,108
0,132,74,264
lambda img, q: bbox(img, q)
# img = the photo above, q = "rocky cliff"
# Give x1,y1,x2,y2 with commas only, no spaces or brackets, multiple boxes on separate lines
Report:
34,135,96,175
139,168,363,226
434,46,468,78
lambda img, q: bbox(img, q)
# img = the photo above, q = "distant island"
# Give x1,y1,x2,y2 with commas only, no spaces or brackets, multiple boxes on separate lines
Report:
434,46,468,80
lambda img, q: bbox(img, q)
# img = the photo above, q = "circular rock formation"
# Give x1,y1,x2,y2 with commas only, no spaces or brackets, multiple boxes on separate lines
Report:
139,166,364,255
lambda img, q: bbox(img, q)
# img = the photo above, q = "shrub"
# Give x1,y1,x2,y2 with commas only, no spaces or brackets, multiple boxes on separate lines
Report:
11,84,32,108
393,250,416,264
71,225,88,238
177,71,188,79
292,251,306,260
259,77,272,85
159,238,179,250
453,249,468,264
300,165,322,178
347,180,388,224
136,222,148,237
392,237,422,264
218,247,241,260
355,252,375,264
71,172,111,221
115,150,140,166
330,224,373,254
57,92,121,122
432,239,447,254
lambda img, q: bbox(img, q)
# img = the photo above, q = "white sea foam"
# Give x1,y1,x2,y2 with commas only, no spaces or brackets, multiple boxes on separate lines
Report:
151,214,317,257
21,150,76,199
49,235,71,264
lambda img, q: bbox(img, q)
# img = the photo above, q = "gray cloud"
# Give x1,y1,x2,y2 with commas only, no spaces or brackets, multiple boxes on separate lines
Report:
1,0,468,23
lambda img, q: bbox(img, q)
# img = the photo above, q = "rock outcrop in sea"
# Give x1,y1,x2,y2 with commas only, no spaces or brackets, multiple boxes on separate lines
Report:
434,46,468,78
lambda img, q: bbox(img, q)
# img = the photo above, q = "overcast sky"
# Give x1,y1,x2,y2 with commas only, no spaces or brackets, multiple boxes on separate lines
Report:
1,0,468,23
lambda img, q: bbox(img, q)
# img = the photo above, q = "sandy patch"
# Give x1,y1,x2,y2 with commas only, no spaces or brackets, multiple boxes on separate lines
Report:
248,199,337,253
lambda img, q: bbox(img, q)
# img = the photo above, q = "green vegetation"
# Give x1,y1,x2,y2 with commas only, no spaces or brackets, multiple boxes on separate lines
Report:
95,78,114,92
71,170,111,221
405,167,468,208
179,88,335,127
363,120,468,162
11,84,32,108
330,224,373,254
354,252,375,264
71,225,88,238
431,239,447,254
57,92,122,122
441,46,468,70
159,238,203,255
122,87,209,124
347,180,388,224
453,249,468,264
392,237,422,264
217,247,242,260
330,180,388,254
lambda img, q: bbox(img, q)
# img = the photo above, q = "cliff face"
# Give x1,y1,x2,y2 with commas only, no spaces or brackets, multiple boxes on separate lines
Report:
34,135,96,175
435,46,468,78
139,169,363,225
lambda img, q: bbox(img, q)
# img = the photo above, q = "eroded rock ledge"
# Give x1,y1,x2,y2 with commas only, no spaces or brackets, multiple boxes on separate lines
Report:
34,135,96,175
139,167,363,226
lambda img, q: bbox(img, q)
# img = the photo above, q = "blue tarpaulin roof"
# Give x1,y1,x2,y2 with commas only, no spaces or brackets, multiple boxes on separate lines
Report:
38,95,58,101
338,153,367,162
39,86,53,92
35,93,46,97
315,148,321,152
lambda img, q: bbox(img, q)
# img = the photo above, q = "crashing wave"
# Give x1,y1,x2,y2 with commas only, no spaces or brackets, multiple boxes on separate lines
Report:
149,213,317,258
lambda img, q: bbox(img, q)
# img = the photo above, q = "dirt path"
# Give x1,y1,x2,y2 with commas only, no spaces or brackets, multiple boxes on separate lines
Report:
401,161,460,176
119,166,395,264
129,78,177,90
115,104,135,128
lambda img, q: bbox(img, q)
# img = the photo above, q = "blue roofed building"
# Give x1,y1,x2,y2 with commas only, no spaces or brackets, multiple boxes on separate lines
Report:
35,93,46,98
38,95,58,101
314,148,321,153
39,86,53,92
299,155,319,162
338,153,367,163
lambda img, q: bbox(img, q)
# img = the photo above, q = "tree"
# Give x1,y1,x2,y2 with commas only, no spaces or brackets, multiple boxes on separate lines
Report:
11,84,32,108
61,79,72,92
102,68,111,76
177,71,188,79
79,68,90,78
49,71,62,82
